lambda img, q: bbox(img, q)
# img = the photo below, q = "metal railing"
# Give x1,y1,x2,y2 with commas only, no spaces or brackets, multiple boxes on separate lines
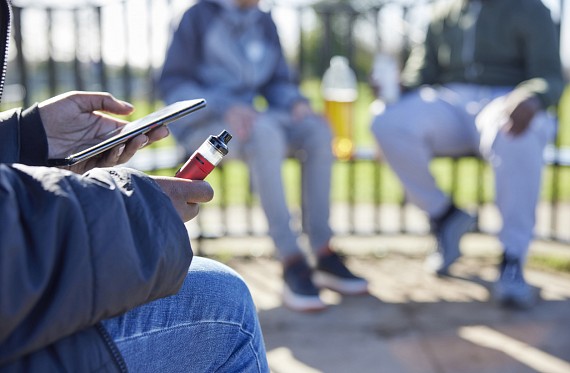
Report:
4,0,569,245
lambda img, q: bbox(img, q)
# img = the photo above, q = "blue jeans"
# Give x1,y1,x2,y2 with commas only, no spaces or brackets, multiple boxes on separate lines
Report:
173,110,334,261
102,257,269,372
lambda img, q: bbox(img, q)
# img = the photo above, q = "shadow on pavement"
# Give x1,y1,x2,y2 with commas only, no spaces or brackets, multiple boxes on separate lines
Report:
228,255,570,373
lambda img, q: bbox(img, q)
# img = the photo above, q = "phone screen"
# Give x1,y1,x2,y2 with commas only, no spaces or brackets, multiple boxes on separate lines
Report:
47,99,206,166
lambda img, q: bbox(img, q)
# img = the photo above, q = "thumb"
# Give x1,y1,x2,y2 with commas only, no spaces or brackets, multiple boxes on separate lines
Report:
152,177,214,204
71,91,134,115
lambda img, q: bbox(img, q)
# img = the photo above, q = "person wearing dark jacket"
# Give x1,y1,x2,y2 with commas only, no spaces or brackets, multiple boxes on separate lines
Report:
0,0,268,371
371,0,564,309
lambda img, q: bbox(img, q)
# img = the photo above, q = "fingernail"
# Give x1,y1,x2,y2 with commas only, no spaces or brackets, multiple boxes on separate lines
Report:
116,144,126,157
139,136,149,148
121,100,134,109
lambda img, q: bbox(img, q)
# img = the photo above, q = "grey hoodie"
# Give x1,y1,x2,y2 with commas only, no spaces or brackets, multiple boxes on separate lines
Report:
158,0,306,125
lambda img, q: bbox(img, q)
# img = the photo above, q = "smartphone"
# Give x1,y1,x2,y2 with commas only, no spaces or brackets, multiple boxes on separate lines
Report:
47,98,206,166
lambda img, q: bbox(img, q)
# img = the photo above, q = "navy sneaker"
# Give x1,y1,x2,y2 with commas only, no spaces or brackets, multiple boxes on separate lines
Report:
282,258,327,312
493,254,538,309
424,206,476,275
313,252,368,295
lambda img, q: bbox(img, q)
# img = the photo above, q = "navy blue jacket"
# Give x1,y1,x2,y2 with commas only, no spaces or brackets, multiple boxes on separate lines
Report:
0,1,193,371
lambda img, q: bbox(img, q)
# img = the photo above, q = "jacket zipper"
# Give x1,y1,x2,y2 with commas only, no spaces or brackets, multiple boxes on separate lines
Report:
0,0,11,102
96,323,129,373
2,3,122,371
461,0,482,81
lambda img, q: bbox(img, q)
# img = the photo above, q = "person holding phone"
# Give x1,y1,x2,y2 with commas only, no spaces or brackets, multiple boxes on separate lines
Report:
159,0,368,313
0,0,269,371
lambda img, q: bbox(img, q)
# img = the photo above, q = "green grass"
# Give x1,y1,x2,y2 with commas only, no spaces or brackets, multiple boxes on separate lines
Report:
309,80,570,205
528,254,570,274
144,81,570,207
3,78,567,208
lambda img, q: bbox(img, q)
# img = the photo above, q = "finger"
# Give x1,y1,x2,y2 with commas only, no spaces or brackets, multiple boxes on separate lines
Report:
180,203,200,222
115,135,148,164
65,157,97,174
155,177,214,204
102,144,128,167
180,179,214,204
242,121,253,139
94,113,131,137
145,126,170,144
72,91,134,116
85,144,126,169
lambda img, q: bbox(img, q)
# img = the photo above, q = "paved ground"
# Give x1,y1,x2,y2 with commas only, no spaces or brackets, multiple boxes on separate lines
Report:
202,234,570,373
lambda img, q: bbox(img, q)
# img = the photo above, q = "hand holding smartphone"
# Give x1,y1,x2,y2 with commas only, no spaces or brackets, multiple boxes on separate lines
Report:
47,99,206,166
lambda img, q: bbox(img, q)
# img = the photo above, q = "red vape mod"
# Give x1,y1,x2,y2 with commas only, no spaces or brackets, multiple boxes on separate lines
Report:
175,130,232,180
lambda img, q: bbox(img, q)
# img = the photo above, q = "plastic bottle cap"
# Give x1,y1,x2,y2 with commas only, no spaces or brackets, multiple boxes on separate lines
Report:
321,55,358,101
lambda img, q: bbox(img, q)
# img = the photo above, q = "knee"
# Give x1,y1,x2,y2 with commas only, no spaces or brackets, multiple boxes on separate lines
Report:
306,116,333,146
247,120,286,158
185,257,255,317
371,113,401,147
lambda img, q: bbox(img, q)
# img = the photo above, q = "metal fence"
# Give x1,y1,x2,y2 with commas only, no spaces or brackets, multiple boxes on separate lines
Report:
4,0,569,245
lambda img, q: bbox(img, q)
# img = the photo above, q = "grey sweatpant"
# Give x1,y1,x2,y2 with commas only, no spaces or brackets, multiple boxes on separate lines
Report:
172,110,334,261
372,83,556,261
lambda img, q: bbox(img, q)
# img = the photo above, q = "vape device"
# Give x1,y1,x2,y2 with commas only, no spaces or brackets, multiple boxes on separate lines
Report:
175,130,232,180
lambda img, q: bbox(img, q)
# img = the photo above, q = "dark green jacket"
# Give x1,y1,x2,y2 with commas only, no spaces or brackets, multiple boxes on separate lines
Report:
401,0,564,108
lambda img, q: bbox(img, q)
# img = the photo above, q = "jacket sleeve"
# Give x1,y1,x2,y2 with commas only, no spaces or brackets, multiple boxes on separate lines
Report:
400,17,441,90
0,164,192,364
513,1,564,108
0,106,48,166
158,5,234,119
258,13,307,110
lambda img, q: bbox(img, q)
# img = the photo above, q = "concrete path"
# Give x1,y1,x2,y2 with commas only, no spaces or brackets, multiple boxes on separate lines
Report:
214,235,570,373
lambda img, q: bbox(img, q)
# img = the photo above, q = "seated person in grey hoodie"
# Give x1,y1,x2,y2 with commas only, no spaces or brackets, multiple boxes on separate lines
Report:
158,0,368,312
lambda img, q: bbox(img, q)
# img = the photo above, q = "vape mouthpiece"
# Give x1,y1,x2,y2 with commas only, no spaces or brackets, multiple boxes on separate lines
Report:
209,130,232,156
218,130,232,145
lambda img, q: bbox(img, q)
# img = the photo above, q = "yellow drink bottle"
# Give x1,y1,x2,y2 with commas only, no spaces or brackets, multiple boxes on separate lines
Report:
321,56,358,160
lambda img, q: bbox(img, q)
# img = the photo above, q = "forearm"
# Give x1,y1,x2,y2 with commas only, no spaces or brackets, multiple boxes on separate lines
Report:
0,106,48,165
0,165,191,364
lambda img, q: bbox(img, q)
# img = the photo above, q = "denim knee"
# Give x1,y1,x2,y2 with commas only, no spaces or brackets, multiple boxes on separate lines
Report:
305,117,333,146
184,257,257,327
245,119,286,159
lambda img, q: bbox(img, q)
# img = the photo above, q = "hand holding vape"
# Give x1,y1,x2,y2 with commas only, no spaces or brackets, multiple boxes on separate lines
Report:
175,130,232,180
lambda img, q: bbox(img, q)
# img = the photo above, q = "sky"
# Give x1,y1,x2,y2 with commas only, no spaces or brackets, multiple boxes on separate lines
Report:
8,0,570,74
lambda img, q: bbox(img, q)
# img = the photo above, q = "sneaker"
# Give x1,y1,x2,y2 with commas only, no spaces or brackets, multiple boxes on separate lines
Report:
313,252,368,295
282,258,327,312
493,254,538,309
424,206,476,275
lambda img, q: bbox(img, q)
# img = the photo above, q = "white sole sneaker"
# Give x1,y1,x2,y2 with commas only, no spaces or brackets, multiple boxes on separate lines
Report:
313,271,369,295
282,285,327,312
